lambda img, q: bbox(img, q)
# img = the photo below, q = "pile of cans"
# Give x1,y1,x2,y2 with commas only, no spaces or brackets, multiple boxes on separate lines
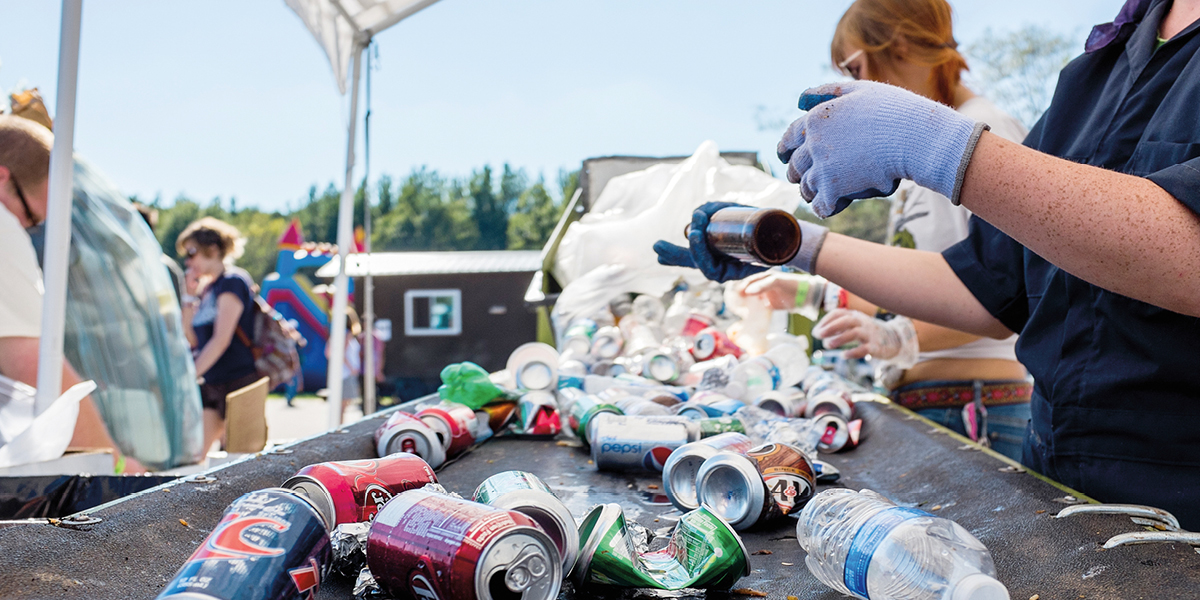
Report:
157,452,754,599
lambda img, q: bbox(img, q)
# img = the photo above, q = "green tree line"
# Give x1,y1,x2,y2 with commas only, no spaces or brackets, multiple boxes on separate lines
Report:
144,165,578,282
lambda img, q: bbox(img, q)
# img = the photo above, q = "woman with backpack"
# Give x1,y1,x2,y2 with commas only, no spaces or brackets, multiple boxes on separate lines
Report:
179,217,259,454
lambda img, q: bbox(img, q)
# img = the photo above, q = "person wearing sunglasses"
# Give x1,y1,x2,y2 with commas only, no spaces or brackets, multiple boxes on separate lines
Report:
658,0,1200,527
0,115,145,473
734,0,1032,460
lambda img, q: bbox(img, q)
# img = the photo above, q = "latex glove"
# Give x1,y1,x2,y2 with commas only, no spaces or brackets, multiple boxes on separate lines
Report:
777,81,988,218
812,309,919,370
653,201,768,283
740,271,845,320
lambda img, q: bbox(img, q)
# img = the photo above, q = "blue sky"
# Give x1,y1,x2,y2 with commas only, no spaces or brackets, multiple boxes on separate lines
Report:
1,1,1121,212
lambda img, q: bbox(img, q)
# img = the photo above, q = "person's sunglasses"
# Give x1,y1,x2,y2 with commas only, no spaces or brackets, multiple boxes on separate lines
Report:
9,175,40,227
184,246,200,258
838,49,865,80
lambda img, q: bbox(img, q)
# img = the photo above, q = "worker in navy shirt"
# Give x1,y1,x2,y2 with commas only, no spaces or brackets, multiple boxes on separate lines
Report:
656,0,1200,527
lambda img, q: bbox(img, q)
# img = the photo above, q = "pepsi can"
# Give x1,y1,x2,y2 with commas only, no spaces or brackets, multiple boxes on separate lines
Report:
591,418,689,472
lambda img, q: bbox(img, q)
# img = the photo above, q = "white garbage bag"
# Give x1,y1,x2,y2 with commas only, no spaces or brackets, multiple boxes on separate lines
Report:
0,380,95,468
552,140,802,298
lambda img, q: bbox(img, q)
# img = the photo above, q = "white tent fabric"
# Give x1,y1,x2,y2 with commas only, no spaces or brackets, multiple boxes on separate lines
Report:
284,0,441,93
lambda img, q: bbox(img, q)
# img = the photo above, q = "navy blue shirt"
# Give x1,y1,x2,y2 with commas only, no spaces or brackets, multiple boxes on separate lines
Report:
193,268,257,385
943,0,1200,527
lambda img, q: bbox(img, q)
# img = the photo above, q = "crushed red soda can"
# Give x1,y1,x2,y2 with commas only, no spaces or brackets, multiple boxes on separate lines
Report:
282,454,438,530
516,390,562,436
418,401,487,458
156,488,331,600
366,487,562,600
696,442,816,530
374,410,447,468
681,312,716,339
478,400,518,433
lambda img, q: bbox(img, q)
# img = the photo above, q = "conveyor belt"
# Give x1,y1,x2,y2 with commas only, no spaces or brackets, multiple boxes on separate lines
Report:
1,398,1197,599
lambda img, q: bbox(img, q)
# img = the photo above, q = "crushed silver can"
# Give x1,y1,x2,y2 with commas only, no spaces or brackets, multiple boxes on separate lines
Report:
753,388,806,418
696,442,816,530
373,410,447,468
366,487,562,600
472,471,579,573
662,432,754,512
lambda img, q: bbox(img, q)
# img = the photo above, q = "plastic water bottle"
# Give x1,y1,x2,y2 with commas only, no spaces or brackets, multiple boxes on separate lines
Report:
797,489,1009,600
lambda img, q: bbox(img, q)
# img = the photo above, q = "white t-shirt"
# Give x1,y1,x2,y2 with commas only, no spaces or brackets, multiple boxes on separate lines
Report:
885,96,1027,363
0,207,43,339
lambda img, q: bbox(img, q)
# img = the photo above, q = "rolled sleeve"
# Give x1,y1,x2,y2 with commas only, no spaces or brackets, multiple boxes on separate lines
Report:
1146,156,1200,216
941,216,1030,334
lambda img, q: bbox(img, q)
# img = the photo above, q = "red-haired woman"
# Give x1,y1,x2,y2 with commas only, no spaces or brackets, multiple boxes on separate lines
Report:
739,0,1032,460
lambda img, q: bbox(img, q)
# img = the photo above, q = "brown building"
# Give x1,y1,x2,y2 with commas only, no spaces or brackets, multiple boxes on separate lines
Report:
318,250,542,401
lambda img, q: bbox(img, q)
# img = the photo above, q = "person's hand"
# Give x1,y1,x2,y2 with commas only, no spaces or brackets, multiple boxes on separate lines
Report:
653,201,769,283
777,81,986,218
737,271,802,310
812,309,919,369
184,266,202,296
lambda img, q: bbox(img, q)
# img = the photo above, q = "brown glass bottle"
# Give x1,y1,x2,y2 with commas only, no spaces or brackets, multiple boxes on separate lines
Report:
686,207,801,265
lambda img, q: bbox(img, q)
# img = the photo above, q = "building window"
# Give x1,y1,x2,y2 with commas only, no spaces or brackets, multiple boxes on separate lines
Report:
404,289,462,336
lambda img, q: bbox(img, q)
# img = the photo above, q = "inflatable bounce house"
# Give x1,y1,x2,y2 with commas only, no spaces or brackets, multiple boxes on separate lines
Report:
260,220,356,391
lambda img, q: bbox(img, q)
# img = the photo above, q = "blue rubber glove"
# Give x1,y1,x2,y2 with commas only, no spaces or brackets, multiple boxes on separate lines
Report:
777,81,989,218
653,201,769,283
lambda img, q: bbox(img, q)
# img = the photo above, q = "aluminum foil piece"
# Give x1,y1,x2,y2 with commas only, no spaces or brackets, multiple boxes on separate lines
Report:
330,522,371,578
352,566,385,599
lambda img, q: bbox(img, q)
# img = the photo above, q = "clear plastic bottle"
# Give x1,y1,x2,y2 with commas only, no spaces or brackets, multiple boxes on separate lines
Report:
797,489,1009,600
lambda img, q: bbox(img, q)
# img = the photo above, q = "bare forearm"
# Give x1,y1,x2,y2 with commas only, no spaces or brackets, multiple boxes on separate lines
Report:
193,337,230,377
961,133,1200,317
814,233,1011,338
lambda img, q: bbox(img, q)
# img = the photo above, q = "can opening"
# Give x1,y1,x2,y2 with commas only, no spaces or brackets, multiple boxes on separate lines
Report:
757,398,787,416
489,569,523,600
670,455,707,508
752,211,802,265
699,464,752,524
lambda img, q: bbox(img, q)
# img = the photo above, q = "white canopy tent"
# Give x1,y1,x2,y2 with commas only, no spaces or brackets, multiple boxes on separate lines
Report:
285,0,444,428
35,0,443,434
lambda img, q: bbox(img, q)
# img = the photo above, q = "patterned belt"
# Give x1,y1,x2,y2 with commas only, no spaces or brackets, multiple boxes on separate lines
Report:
889,379,1033,411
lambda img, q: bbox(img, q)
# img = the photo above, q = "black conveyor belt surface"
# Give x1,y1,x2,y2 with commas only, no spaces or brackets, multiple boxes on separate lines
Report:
1,399,1197,599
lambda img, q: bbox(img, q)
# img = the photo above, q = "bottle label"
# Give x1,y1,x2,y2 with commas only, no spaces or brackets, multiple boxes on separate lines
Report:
843,506,930,599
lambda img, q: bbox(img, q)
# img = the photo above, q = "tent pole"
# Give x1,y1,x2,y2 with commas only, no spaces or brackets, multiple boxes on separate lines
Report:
362,42,376,416
325,41,364,430
34,0,84,415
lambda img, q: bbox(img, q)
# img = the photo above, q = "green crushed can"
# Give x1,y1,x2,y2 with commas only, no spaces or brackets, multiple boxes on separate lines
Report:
567,395,623,442
573,503,749,590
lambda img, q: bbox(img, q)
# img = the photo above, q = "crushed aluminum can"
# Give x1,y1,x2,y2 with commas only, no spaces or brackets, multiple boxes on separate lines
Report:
329,522,371,579
812,459,841,483
753,388,806,418
373,410,447,468
691,326,743,361
156,488,331,600
814,412,859,453
366,488,562,600
662,432,754,511
681,312,716,339
567,392,623,443
696,442,816,530
516,390,562,436
477,401,518,434
590,418,690,472
473,471,579,573
282,453,438,530
418,401,485,458
573,503,749,590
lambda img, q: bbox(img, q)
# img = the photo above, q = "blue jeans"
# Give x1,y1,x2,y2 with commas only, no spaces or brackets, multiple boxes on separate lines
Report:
917,403,1031,463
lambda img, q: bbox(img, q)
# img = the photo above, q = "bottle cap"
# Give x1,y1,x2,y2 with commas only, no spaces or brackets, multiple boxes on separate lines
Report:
950,573,1010,600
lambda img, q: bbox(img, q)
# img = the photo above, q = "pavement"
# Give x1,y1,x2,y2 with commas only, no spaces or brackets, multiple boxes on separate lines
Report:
264,394,364,446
